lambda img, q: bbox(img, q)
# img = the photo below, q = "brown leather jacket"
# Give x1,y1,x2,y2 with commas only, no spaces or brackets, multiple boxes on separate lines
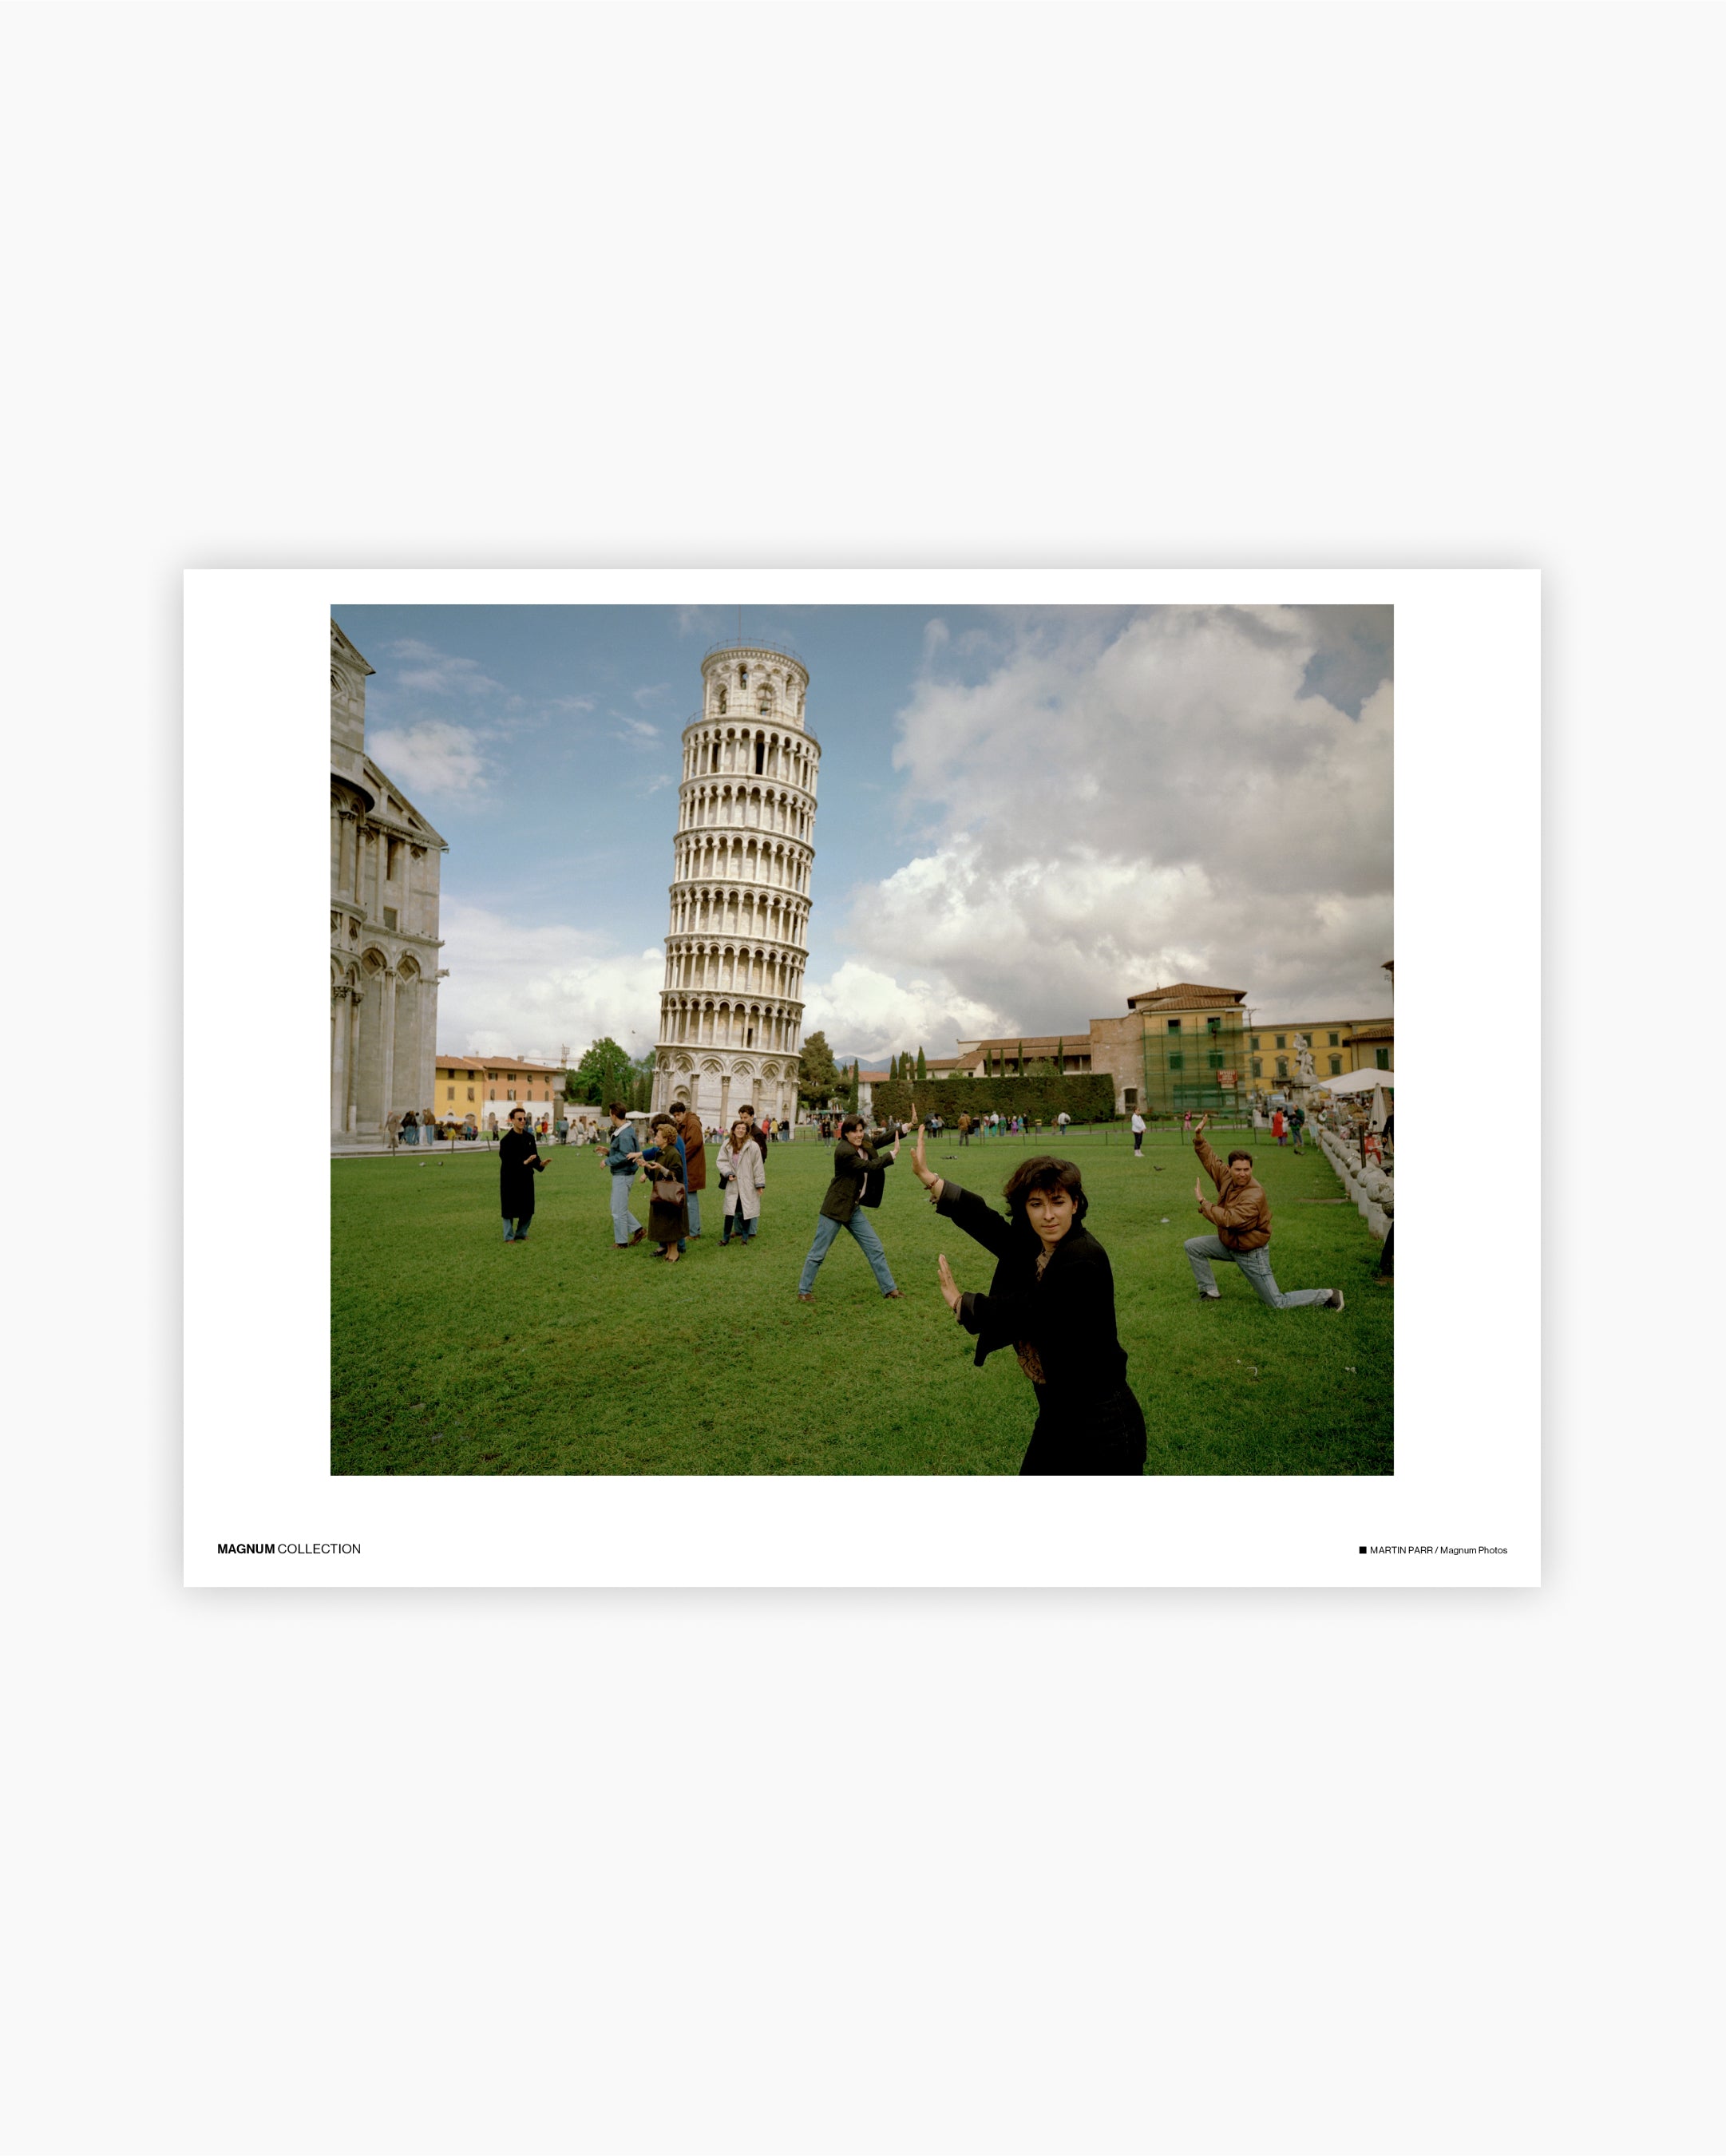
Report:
1195,1133,1272,1252
671,1110,707,1190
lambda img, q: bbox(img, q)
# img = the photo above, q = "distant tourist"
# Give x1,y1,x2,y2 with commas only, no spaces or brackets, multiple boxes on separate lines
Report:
1290,1104,1306,1153
1186,1114,1342,1311
498,1106,545,1244
909,1129,1146,1475
718,1117,765,1244
604,1102,645,1249
1273,1109,1287,1147
670,1100,707,1236
958,1111,972,1146
737,1105,767,1189
1131,1108,1146,1157
556,1112,568,1145
635,1114,689,1263
1056,1109,1071,1137
402,1109,419,1147
796,1115,901,1302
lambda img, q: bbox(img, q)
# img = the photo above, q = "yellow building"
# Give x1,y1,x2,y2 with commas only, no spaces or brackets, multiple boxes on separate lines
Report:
1246,1018,1393,1090
432,1054,568,1129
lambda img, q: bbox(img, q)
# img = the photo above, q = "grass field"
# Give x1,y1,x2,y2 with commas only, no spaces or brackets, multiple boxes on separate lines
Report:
331,1125,1391,1476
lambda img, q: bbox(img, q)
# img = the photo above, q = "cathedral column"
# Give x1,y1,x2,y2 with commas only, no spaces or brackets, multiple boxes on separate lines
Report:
331,986,349,1132
343,987,362,1131
380,966,398,1117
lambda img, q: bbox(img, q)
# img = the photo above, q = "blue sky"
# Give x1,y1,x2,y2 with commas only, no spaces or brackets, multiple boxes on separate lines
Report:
335,603,1393,1065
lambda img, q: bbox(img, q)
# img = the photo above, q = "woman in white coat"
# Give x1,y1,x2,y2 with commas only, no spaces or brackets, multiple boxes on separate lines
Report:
718,1117,765,1246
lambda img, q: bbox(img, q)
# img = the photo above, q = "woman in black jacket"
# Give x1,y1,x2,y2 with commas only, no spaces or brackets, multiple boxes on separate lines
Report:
909,1126,1146,1475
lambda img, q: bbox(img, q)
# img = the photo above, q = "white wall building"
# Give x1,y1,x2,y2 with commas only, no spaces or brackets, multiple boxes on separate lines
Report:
331,619,449,1141
651,639,817,1127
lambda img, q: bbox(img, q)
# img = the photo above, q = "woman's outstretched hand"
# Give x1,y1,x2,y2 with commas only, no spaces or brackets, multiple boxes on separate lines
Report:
912,1123,943,1197
936,1252,962,1315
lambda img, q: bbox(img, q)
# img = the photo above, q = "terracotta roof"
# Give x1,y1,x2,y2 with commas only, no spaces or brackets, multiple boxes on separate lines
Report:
1347,1022,1395,1042
437,1053,566,1070
963,1034,1092,1056
1126,982,1247,1009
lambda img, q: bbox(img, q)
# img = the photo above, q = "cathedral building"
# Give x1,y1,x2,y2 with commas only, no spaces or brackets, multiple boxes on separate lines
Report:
330,619,448,1141
651,639,817,1126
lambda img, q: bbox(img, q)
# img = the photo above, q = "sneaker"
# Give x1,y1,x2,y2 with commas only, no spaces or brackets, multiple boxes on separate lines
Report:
1324,1289,1345,1310
1198,1290,1221,1302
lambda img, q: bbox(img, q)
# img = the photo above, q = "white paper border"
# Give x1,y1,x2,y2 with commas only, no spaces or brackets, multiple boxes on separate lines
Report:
184,568,1538,1587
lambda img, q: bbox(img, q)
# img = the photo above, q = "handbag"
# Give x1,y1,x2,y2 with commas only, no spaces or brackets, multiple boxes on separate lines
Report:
651,1169,686,1205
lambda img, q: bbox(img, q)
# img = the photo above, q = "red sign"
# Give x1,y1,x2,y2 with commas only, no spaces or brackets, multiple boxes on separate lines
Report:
1217,1070,1237,1088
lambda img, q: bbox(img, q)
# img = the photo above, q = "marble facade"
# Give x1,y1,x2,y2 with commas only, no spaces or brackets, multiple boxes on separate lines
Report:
651,642,817,1127
331,619,449,1141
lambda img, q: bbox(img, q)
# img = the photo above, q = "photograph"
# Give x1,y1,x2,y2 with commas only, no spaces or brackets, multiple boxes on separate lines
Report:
327,601,1394,1480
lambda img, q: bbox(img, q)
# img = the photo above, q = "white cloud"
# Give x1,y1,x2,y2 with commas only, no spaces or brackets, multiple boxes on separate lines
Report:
436,904,663,1063
826,607,1393,1043
612,714,659,744
802,959,1004,1061
382,638,505,699
369,720,490,802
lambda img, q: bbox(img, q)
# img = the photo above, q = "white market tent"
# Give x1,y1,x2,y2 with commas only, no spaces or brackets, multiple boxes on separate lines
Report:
1314,1067,1393,1096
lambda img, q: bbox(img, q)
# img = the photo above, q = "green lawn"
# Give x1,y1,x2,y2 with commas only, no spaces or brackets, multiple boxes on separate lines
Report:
331,1125,1391,1476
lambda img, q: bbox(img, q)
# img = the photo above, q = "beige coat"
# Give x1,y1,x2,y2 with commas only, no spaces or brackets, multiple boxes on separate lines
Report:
718,1137,765,1219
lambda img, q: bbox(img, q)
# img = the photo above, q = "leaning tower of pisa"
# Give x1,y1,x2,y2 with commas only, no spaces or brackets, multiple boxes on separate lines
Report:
651,639,819,1128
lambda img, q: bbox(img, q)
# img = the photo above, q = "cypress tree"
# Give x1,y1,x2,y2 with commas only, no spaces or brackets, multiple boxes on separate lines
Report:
916,1046,928,1083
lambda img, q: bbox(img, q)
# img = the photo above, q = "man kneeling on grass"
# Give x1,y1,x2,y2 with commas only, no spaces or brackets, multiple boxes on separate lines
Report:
1185,1113,1343,1311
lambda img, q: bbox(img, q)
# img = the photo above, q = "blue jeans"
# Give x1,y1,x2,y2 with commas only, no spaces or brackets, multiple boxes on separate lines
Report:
686,1190,701,1235
798,1210,897,1295
1183,1235,1330,1308
609,1171,639,1244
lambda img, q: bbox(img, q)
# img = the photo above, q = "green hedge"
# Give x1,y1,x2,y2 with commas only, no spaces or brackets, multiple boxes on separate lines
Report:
869,1074,1118,1125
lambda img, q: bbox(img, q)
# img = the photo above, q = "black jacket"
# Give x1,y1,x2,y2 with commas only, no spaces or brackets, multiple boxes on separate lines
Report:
498,1127,544,1214
936,1180,1129,1402
820,1134,895,1223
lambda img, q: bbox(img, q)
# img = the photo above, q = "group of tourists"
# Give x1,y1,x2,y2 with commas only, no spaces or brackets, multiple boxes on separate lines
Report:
489,1096,1345,1478
1269,1105,1307,1152
600,1099,773,1257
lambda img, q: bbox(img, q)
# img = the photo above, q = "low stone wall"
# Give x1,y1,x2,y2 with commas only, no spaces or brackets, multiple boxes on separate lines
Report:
1316,1126,1392,1240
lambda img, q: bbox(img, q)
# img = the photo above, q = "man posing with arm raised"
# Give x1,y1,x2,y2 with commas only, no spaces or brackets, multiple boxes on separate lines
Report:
1184,1113,1343,1311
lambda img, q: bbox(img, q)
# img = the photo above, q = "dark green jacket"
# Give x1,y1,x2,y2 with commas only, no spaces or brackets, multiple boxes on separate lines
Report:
819,1136,893,1223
